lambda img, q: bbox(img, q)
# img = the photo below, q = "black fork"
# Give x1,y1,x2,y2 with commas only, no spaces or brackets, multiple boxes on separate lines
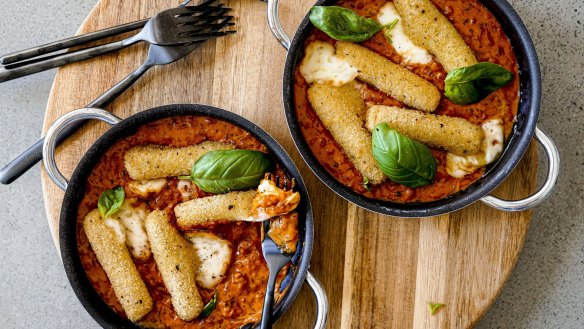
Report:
260,173,295,329
0,4,235,83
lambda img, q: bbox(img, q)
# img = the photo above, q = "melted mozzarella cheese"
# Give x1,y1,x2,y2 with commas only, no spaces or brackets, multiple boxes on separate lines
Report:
127,178,167,197
299,41,358,86
104,218,126,244
109,199,151,261
177,179,196,202
378,3,433,64
250,178,301,221
446,119,504,178
185,232,232,290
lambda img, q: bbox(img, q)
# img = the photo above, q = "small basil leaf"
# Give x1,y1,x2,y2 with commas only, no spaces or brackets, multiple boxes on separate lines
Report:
444,62,514,105
189,150,271,194
309,6,382,42
428,302,445,315
372,123,436,188
200,293,217,318
98,186,125,218
362,177,371,191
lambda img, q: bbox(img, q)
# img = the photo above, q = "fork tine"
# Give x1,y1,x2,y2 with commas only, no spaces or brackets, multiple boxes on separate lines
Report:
175,16,233,31
180,5,228,13
178,14,234,27
177,30,236,42
177,22,234,34
177,21,235,35
166,5,226,16
195,0,219,6
174,8,231,22
262,219,271,241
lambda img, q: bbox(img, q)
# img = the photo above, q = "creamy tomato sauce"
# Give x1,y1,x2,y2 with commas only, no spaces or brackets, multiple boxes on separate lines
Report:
77,116,296,328
294,0,520,202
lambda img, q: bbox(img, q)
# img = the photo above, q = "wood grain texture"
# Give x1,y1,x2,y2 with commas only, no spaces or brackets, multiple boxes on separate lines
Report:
41,0,537,328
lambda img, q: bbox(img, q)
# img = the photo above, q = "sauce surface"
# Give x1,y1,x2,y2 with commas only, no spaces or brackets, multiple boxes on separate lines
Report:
294,0,520,202
77,116,295,328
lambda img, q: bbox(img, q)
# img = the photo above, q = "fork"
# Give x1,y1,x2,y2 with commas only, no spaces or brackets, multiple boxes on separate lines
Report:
260,174,295,329
0,5,234,83
0,0,196,65
0,27,235,185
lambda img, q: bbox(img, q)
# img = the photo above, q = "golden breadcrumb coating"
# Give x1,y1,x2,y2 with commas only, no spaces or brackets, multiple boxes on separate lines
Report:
336,41,441,112
307,83,385,184
393,0,478,72
145,210,203,321
366,105,484,156
174,191,257,227
124,141,235,180
83,209,152,322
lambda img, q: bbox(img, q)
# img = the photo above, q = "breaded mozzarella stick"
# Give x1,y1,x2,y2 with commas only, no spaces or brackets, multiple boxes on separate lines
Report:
124,141,235,180
336,41,441,113
366,105,484,156
175,191,257,227
145,210,203,321
83,209,152,322
307,83,386,184
393,0,478,72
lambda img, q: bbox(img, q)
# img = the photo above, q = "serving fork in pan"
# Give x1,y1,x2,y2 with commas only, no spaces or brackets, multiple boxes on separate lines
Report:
0,2,234,83
259,173,295,329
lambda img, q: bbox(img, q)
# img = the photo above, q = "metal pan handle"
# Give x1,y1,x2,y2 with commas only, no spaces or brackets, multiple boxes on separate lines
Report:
42,108,122,191
265,0,291,50
305,271,328,329
480,126,560,211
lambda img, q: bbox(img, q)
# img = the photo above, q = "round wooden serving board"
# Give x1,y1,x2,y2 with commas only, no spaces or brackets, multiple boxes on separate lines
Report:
41,0,538,328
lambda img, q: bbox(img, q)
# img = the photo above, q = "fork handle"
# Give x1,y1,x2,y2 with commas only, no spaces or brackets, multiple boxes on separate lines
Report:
0,39,133,83
0,0,199,64
0,61,152,185
260,270,278,329
0,20,147,65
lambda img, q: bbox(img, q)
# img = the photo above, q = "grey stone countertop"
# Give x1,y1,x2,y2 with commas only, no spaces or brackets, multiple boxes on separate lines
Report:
0,0,581,328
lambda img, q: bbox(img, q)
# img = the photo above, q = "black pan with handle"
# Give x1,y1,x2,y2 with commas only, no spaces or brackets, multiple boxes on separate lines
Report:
264,0,559,217
42,104,328,329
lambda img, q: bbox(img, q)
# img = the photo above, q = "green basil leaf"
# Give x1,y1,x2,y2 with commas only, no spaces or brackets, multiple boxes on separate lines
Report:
98,186,125,218
372,123,436,188
428,302,445,316
444,62,514,105
362,177,371,191
383,18,399,44
200,293,217,318
189,150,271,194
309,6,382,42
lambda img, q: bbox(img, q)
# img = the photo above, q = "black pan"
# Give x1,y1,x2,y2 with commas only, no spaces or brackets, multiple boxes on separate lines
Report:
266,0,560,217
42,104,328,329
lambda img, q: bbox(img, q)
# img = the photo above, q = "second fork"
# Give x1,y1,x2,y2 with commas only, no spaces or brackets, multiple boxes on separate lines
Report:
0,4,234,83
